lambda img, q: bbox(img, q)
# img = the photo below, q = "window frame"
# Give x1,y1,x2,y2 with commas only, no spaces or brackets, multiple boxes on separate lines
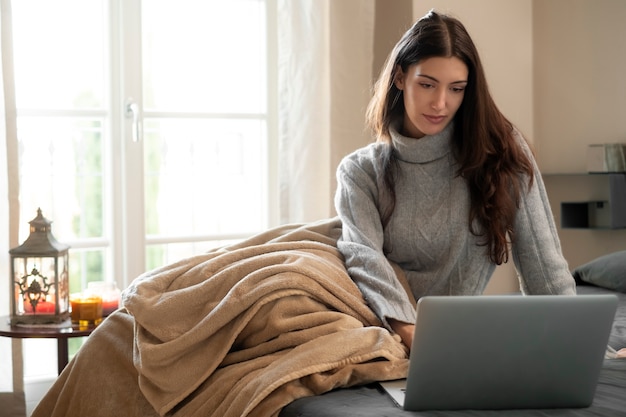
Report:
11,0,278,291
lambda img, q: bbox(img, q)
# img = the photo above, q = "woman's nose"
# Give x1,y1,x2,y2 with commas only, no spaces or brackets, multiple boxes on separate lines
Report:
431,89,446,110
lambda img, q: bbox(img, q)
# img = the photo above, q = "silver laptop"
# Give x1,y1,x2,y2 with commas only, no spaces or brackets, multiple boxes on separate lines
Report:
381,294,618,411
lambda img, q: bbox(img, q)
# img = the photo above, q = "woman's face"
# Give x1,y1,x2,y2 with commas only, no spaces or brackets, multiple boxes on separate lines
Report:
394,56,468,139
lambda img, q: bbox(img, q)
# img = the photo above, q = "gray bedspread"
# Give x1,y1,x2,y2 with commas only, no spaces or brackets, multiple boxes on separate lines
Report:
280,285,626,417
280,359,626,416
577,285,626,349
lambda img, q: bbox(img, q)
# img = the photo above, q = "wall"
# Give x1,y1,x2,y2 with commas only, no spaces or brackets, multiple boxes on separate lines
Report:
534,0,626,173
534,0,626,267
372,0,413,78
543,174,626,267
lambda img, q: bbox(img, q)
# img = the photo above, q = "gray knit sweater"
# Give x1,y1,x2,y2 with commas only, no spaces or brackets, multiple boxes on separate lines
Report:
334,123,576,328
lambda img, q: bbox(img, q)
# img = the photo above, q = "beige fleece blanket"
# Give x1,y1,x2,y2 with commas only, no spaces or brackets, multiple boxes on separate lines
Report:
32,217,408,417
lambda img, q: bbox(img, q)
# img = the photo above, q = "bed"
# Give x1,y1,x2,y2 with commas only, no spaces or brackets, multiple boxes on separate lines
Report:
280,283,626,417
31,218,626,417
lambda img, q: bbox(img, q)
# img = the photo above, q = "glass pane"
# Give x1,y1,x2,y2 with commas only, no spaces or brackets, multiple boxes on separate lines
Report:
11,0,106,109
144,118,266,239
68,248,109,294
11,255,67,316
17,117,106,243
142,0,266,113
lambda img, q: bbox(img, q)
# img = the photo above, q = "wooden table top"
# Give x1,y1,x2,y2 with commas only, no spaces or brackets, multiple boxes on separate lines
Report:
0,316,97,339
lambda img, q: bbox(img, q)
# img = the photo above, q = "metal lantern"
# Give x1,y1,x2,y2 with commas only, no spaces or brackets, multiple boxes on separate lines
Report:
9,208,70,325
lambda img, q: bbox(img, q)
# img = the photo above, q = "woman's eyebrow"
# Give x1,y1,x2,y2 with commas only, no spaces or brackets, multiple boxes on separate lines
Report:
416,73,438,82
416,73,468,84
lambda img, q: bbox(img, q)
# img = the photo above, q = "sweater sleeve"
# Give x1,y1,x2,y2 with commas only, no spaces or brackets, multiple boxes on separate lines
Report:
510,134,577,295
334,150,417,329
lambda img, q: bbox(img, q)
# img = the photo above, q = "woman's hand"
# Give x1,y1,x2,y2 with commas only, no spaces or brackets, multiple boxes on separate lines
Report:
388,318,415,350
618,348,626,358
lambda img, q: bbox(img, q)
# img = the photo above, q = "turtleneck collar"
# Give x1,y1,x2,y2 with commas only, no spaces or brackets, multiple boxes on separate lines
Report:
390,122,454,164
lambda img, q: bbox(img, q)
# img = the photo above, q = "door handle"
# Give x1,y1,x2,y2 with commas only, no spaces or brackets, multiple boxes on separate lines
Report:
125,98,142,142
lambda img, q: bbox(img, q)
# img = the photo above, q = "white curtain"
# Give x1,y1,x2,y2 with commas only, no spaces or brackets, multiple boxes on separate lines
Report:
277,0,376,224
0,0,24,412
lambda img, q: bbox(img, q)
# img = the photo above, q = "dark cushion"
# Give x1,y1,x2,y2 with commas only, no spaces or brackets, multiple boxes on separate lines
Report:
572,251,626,293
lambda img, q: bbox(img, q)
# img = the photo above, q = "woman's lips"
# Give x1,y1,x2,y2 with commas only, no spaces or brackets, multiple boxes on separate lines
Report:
424,115,446,124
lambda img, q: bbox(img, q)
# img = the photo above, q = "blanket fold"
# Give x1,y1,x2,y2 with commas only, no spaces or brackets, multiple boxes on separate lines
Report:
32,217,408,417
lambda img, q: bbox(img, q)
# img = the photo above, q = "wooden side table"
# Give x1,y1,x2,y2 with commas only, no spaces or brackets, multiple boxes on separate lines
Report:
0,316,97,375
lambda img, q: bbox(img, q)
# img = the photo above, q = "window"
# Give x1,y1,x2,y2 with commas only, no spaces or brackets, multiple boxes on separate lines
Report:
11,0,275,295
10,0,275,381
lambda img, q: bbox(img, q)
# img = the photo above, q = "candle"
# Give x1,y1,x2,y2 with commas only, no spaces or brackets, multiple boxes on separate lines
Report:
24,300,56,314
87,281,121,317
102,299,119,316
70,294,103,327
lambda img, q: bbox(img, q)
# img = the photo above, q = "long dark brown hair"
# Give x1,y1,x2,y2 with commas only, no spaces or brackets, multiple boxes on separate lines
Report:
365,10,534,265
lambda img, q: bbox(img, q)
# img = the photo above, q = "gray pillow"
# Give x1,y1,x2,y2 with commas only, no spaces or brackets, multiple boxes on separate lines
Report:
572,251,626,293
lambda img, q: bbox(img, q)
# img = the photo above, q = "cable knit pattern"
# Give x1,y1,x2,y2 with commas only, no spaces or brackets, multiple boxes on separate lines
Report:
334,123,576,328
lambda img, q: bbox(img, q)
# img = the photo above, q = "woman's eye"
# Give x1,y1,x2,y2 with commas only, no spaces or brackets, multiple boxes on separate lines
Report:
419,83,434,89
451,87,465,93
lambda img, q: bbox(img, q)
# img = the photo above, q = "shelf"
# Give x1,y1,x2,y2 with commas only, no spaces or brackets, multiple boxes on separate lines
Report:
559,173,626,229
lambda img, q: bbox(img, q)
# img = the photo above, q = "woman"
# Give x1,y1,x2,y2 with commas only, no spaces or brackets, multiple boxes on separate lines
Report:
334,10,576,349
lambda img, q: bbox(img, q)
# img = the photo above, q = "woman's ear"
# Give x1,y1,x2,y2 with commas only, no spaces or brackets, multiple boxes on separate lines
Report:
393,66,405,90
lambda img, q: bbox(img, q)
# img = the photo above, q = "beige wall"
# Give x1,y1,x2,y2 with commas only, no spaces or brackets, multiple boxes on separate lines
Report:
535,0,626,267
543,174,626,267
372,0,413,77
534,0,626,173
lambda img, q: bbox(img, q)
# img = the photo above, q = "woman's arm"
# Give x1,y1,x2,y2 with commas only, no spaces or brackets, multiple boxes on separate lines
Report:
388,318,415,350
509,134,576,295
335,150,417,330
